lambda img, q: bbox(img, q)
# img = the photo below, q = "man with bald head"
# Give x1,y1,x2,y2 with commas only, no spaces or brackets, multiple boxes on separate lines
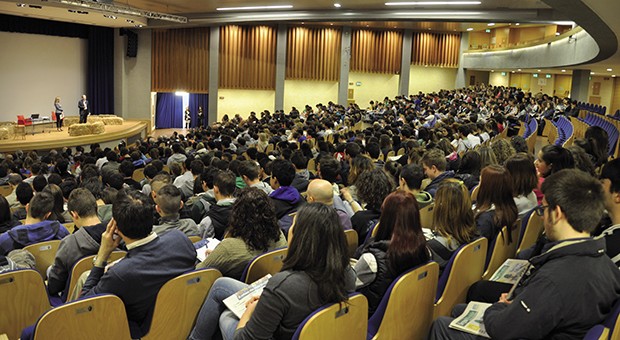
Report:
307,179,352,230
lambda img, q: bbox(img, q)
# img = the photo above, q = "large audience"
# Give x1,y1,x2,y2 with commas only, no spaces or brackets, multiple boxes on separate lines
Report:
1,84,620,340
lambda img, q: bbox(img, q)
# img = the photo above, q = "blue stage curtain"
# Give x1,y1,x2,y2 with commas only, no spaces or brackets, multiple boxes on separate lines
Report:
156,93,183,128
87,26,114,115
189,93,209,128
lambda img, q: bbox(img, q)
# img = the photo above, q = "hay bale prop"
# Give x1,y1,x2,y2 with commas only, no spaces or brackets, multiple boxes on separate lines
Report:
90,121,105,134
64,117,80,126
0,128,8,140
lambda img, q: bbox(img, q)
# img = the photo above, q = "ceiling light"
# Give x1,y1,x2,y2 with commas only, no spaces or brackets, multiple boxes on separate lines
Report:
234,13,307,19
591,72,595,75
515,23,520,26
555,32,560,36
487,23,495,26
334,3,341,7
613,75,616,78
491,70,494,72
607,68,613,72
385,1,481,5
517,69,522,71
394,11,483,15
537,69,541,72
466,27,473,31
16,3,25,7
561,69,566,72
511,71,515,73
216,5,293,11
55,0,184,23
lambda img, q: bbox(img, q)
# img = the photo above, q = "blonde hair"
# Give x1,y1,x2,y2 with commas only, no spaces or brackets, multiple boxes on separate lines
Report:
54,97,60,104
432,179,477,245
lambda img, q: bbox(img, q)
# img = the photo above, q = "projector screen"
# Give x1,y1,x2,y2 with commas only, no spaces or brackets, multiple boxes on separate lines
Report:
0,31,87,123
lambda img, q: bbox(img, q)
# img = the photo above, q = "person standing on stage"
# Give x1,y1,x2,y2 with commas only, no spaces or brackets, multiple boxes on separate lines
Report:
54,97,64,131
78,95,89,124
184,106,191,129
197,106,204,129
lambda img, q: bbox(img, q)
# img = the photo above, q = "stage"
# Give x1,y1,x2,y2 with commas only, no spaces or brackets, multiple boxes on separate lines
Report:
0,119,151,153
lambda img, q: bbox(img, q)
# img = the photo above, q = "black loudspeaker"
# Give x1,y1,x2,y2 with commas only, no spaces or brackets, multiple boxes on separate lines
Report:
126,31,138,58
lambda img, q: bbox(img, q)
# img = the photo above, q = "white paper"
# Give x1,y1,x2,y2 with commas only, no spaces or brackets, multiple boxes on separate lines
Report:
489,259,529,284
449,301,492,338
223,274,272,318
196,238,221,262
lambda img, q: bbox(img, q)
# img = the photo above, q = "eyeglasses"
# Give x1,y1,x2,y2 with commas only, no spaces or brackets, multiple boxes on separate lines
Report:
534,205,549,216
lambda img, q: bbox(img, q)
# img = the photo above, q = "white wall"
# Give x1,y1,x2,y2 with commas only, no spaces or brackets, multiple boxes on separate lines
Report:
489,72,510,87
0,31,87,122
348,72,399,108
114,29,152,122
409,66,457,93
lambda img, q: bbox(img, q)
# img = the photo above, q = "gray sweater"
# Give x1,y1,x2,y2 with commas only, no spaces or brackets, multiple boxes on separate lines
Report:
233,268,355,340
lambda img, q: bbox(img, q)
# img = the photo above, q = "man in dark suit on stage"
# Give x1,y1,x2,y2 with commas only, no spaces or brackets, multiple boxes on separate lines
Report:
78,95,89,123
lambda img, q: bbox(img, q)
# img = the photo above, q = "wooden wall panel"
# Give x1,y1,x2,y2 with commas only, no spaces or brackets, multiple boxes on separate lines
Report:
286,26,341,81
412,32,460,68
351,29,403,74
219,25,276,90
151,27,209,93
612,77,620,115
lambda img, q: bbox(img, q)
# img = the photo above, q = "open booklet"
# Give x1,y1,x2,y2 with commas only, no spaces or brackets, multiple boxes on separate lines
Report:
195,238,221,262
489,259,529,284
449,301,492,338
223,274,272,318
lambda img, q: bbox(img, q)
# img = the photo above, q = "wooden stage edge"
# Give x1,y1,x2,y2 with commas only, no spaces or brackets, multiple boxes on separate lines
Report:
0,120,151,153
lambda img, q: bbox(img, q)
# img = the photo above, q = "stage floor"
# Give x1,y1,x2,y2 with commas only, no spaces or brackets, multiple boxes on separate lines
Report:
0,120,149,153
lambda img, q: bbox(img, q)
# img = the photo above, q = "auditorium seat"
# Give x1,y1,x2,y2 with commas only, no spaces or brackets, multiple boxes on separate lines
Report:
64,251,127,303
240,247,287,283
344,229,358,258
584,299,620,340
291,293,368,340
482,225,520,280
368,262,438,340
142,269,222,340
0,269,51,340
23,240,61,280
31,294,131,340
434,237,488,318
516,209,544,255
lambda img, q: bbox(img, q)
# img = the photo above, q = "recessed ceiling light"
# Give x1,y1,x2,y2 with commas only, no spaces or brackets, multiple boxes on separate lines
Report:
334,3,341,7
466,27,473,31
330,23,333,25
427,27,431,30
16,3,25,7
537,69,541,72
591,72,595,75
561,69,566,72
607,68,613,72
613,75,617,78
515,23,520,26
216,5,293,11
385,1,481,5
491,70,494,72
517,69,522,71
487,23,495,26
511,71,515,73
555,32,560,36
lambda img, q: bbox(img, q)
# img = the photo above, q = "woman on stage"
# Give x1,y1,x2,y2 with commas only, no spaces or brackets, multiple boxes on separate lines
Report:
54,97,64,131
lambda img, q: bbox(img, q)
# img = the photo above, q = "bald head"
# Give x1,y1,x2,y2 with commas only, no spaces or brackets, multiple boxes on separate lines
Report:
307,179,334,205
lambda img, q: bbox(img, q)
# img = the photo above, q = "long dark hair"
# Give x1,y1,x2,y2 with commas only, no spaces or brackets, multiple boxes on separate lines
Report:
375,190,429,275
228,187,281,252
42,184,66,223
282,203,349,303
475,165,518,243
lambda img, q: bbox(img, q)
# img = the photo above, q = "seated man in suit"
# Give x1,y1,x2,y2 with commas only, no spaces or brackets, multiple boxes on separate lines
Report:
429,169,620,340
0,191,69,255
47,188,109,298
80,190,196,338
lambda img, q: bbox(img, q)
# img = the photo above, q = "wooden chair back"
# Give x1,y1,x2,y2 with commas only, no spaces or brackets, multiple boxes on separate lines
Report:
470,185,480,202
66,251,127,302
142,269,222,340
482,226,519,280
516,212,544,255
24,240,62,280
63,222,76,234
419,204,434,230
33,294,131,340
241,248,288,283
292,294,368,340
397,147,405,156
0,269,51,340
434,238,488,318
266,144,275,153
188,236,202,243
344,229,358,258
0,185,12,197
369,262,439,340
132,168,145,182
307,158,317,174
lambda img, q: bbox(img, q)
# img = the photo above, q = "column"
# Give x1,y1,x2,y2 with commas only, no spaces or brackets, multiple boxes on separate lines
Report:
455,32,469,88
338,27,352,105
398,29,413,96
208,26,220,124
570,69,590,103
274,24,287,112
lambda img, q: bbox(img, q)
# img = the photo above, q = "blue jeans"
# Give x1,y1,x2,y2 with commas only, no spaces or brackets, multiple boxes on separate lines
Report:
189,277,249,340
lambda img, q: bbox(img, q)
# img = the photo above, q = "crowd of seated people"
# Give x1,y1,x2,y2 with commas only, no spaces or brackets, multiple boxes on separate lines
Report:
1,84,619,339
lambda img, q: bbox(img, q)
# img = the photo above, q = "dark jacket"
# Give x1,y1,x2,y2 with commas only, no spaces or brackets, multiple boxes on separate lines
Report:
0,218,21,234
0,220,69,255
358,240,394,316
81,230,196,338
484,238,620,340
425,171,455,197
207,203,234,240
269,186,303,219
